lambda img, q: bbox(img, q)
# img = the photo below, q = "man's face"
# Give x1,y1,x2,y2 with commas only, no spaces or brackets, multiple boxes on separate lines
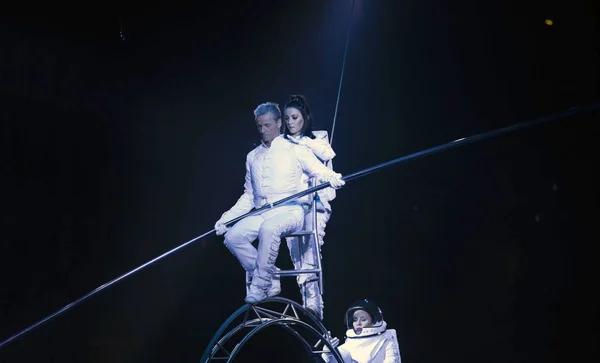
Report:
256,112,282,146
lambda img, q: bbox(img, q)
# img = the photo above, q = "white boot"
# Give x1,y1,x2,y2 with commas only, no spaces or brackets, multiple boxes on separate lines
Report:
246,270,280,298
268,271,281,297
245,283,268,304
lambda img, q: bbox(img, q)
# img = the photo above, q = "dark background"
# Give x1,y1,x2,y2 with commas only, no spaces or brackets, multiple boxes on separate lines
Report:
1,0,598,362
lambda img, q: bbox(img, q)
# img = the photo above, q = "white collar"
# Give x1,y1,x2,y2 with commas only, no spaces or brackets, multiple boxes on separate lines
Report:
260,134,284,148
346,321,388,339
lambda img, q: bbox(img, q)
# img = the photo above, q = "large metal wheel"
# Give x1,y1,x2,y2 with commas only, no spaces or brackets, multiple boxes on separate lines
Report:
200,297,344,362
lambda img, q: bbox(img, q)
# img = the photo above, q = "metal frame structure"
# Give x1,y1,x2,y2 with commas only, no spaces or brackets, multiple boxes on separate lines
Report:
200,297,344,362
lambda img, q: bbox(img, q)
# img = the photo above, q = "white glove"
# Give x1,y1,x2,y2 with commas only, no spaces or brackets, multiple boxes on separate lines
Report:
323,331,340,352
328,173,345,189
214,219,229,236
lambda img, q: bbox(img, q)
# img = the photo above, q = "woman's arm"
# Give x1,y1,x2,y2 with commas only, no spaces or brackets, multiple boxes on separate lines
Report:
383,339,402,363
302,137,336,162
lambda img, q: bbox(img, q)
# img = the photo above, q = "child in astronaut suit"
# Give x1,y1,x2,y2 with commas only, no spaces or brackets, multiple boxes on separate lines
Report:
322,299,401,363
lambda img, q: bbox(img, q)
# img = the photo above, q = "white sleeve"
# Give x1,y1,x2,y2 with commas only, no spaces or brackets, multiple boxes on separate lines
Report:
321,344,351,362
321,352,334,362
219,157,255,222
295,144,340,183
383,338,402,363
304,137,336,162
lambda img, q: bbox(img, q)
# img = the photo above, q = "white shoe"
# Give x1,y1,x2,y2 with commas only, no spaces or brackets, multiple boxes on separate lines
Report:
246,271,280,297
245,284,268,304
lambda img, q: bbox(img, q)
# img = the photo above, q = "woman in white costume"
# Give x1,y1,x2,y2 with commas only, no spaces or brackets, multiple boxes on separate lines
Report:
322,299,402,362
282,94,337,319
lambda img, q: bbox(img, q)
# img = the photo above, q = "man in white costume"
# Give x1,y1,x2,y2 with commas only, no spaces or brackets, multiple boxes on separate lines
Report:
322,299,402,363
214,102,345,304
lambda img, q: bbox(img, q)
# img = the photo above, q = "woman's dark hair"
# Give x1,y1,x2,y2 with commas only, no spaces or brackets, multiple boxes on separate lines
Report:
283,94,316,139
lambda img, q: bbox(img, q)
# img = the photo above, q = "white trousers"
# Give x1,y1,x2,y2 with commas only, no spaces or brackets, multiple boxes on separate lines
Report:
223,204,304,290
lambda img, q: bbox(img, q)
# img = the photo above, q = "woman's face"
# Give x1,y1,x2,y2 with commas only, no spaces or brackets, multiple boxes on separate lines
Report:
284,107,304,136
352,310,373,335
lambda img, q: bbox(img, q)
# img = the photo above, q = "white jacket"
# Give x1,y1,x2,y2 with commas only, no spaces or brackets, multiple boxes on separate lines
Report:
323,322,401,363
220,135,341,222
287,131,337,211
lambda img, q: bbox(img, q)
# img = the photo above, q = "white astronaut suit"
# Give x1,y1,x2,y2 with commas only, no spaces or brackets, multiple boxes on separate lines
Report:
322,300,402,363
284,131,337,318
215,134,344,304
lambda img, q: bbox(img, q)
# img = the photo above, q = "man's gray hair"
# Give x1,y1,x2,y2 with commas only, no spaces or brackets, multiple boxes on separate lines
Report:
253,102,281,120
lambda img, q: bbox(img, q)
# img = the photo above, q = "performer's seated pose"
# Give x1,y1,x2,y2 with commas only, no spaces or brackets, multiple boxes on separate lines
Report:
214,102,345,304
322,299,402,362
282,95,336,320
